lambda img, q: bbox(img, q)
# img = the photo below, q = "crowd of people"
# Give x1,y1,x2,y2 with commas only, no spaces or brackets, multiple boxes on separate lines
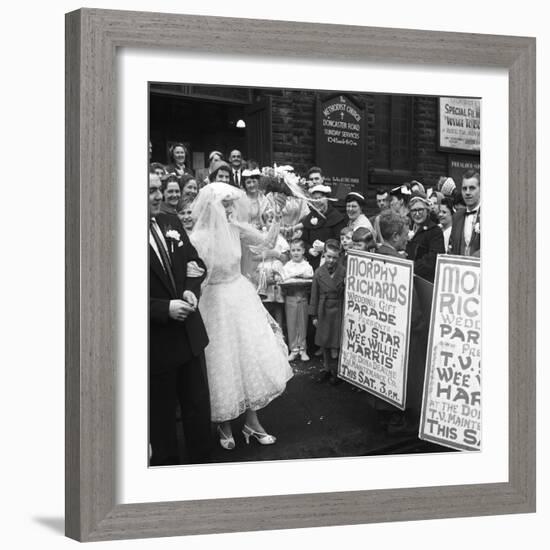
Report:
149,143,481,465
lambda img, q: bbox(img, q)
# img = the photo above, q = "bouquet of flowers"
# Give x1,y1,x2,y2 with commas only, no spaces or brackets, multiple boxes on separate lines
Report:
261,164,326,219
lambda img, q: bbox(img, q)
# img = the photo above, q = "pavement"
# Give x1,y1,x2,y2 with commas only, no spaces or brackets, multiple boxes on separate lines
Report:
201,355,450,464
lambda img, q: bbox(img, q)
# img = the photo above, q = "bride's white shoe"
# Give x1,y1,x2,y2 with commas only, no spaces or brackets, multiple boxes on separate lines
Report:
217,425,235,450
242,424,276,445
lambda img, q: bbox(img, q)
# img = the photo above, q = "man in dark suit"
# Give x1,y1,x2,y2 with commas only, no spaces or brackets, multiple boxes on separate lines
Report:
449,170,481,257
149,174,212,465
228,149,244,188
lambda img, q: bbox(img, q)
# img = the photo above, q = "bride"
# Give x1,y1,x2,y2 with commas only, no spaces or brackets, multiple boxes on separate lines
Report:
190,182,293,450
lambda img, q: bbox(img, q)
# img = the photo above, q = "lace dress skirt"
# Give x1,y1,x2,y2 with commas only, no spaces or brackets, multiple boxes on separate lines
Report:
200,273,293,422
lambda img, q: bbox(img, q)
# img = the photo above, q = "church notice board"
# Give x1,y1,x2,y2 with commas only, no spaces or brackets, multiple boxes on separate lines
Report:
419,255,481,451
338,250,413,410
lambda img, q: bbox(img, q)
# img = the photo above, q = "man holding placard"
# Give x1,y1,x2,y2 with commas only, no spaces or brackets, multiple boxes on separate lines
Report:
339,211,415,426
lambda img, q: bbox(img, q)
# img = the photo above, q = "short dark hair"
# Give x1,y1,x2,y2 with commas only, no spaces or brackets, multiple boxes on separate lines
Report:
307,166,323,178
462,169,480,185
376,188,389,197
352,227,372,242
161,174,180,193
440,197,455,214
378,210,408,242
149,162,167,175
290,239,306,250
340,226,353,236
180,173,195,187
178,198,194,212
352,227,376,251
208,163,231,182
324,239,341,253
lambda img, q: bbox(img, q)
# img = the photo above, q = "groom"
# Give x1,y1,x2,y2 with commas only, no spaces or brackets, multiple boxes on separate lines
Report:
149,174,212,465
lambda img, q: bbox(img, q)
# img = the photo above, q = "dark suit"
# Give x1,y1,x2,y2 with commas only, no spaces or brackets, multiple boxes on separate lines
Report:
300,205,347,270
405,219,445,283
449,208,481,257
149,213,212,465
229,167,244,188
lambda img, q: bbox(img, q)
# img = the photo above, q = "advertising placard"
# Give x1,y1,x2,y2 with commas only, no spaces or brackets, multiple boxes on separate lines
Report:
419,255,481,451
339,251,414,409
439,97,481,152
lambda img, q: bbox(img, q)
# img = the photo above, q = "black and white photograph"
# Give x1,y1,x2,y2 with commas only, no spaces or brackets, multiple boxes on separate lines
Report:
4,0,542,546
148,83,481,466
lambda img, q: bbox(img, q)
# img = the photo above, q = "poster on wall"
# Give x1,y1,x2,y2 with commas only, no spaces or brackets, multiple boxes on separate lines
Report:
338,251,413,409
448,154,481,190
439,97,481,153
419,255,481,452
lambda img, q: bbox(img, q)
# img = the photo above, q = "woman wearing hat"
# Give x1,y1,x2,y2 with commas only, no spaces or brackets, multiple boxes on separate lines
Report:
196,150,224,186
299,185,347,270
241,163,269,229
344,191,375,235
405,194,445,283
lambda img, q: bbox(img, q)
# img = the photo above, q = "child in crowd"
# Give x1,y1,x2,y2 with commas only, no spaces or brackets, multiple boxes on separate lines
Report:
309,239,346,384
340,226,353,252
351,227,377,252
339,226,353,269
281,239,314,361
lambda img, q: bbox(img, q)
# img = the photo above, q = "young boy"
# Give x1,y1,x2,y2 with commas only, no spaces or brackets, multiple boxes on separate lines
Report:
351,227,377,252
340,226,353,252
281,239,314,361
309,239,346,384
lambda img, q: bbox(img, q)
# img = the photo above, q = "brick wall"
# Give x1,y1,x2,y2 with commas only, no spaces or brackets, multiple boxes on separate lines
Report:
271,90,316,174
264,90,455,189
413,96,449,188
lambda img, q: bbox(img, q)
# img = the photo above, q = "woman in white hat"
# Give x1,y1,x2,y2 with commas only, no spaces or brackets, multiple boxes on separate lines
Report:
241,162,269,229
344,191,375,235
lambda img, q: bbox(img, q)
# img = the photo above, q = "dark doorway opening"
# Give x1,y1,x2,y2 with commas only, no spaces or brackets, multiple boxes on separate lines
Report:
149,93,247,171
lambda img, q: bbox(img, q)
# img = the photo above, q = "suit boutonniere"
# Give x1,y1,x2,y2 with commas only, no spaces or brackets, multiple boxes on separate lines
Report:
310,216,318,226
165,229,183,252
474,222,480,234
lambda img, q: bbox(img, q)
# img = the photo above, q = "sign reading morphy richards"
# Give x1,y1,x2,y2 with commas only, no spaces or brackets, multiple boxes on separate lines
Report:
316,94,367,200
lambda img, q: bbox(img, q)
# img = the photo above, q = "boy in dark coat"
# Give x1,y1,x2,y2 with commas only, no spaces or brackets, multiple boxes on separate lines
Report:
309,239,346,384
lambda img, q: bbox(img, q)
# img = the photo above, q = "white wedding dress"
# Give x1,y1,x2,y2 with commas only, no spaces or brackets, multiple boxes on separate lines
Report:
191,183,293,422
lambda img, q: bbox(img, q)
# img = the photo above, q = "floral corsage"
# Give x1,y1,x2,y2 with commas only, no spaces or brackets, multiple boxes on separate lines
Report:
165,229,184,252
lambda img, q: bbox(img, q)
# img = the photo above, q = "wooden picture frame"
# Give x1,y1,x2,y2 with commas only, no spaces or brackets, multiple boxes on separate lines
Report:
65,8,536,542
